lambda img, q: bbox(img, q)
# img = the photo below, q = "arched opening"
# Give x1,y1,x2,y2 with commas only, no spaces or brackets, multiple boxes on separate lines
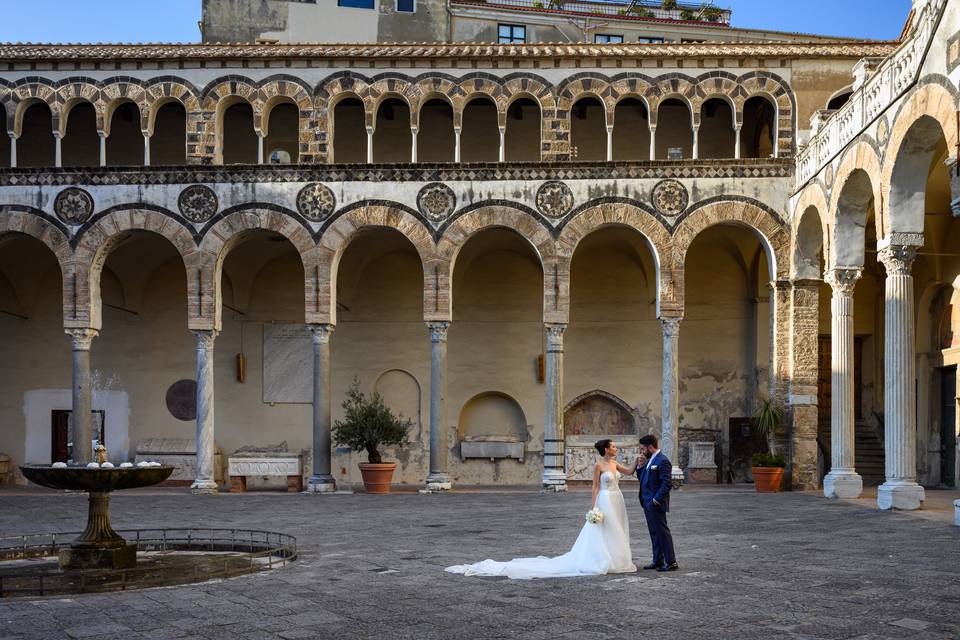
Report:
566,225,659,479
793,206,824,281
94,230,189,465
450,227,543,482
612,98,650,161
570,96,606,161
333,227,427,485
220,100,257,165
504,98,541,162
373,98,412,163
655,98,693,160
698,98,735,159
459,392,527,441
827,88,853,110
0,105,9,168
62,102,99,167
18,102,55,167
332,97,366,164
417,98,454,163
741,96,776,159
264,102,300,164
460,97,499,162
150,101,186,166
105,102,143,167
0,232,67,470
683,224,773,479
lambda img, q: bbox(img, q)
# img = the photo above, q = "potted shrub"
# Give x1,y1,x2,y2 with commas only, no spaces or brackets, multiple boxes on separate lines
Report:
751,397,786,492
332,380,411,494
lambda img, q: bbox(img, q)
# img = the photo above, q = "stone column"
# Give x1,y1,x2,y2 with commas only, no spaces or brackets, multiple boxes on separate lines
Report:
691,125,700,160
543,323,567,492
308,324,336,492
823,268,863,498
366,128,374,163
143,133,151,166
660,317,684,484
605,125,613,161
454,127,461,163
98,132,106,166
649,124,656,160
191,330,219,494
734,125,742,159
498,127,505,162
9,133,16,168
256,133,264,164
788,279,821,491
66,328,98,464
426,322,452,490
54,132,62,167
877,244,925,510
410,127,418,163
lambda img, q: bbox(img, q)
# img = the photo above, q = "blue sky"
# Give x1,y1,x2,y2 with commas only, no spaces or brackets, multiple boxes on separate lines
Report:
0,0,911,43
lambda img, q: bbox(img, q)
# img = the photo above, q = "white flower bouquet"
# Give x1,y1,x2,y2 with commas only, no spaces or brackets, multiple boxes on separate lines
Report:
585,508,604,525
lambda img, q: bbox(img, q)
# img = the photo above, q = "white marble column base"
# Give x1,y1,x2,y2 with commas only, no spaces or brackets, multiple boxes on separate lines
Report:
307,478,337,493
877,481,925,510
953,500,959,527
670,466,685,488
425,472,452,492
542,470,567,492
823,470,863,499
190,480,219,495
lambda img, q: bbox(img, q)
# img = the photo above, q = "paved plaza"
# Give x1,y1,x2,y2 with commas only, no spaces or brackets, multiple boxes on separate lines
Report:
1,487,959,640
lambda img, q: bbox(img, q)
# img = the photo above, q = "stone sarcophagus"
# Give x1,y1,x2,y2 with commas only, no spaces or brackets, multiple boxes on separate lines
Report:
135,438,223,486
687,441,718,484
459,436,525,461
228,452,303,492
565,435,640,482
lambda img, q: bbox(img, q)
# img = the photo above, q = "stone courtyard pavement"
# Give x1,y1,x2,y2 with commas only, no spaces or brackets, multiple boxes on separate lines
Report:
1,487,959,640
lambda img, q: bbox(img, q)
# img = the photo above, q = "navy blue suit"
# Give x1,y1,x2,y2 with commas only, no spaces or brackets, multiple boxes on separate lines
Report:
637,451,676,566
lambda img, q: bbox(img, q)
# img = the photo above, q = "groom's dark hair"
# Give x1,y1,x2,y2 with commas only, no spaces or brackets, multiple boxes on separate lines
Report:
639,434,658,448
594,439,613,455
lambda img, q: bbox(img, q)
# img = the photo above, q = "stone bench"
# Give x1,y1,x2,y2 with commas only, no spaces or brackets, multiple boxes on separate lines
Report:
228,454,302,492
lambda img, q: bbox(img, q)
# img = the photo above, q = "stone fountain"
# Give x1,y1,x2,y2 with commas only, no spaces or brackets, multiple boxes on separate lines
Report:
19,454,173,570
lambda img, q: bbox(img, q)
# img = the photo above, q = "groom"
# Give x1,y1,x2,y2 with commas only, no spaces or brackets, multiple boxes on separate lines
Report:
636,434,678,572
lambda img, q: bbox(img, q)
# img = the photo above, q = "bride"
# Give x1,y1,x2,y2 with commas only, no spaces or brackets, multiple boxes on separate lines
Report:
446,439,639,579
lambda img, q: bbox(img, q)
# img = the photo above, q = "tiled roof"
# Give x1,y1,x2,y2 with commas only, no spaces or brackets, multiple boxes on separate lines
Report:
0,41,898,61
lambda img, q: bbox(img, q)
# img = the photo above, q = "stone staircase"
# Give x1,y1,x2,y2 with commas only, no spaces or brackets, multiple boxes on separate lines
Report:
818,423,886,487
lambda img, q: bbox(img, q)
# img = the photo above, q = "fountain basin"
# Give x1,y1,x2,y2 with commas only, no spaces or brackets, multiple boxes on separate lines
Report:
19,464,174,570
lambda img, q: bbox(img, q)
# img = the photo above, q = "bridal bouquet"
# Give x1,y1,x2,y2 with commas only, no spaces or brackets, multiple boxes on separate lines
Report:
585,508,604,525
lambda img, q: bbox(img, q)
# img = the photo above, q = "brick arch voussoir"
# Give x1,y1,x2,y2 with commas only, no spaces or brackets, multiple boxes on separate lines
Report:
792,182,830,274
0,209,72,265
556,203,670,265
319,205,436,266
437,206,556,268
829,140,882,241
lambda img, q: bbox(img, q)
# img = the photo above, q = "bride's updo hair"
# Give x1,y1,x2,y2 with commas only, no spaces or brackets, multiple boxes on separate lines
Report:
594,439,612,456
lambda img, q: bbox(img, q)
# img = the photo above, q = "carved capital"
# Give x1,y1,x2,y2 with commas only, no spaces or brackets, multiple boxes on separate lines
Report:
659,316,682,337
824,267,862,295
877,245,917,276
545,323,566,351
191,329,218,351
309,323,334,345
427,321,450,343
65,328,98,351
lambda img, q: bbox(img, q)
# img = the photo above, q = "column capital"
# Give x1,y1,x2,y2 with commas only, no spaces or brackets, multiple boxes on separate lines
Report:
877,244,918,275
768,279,792,292
427,321,450,343
191,329,218,350
309,323,335,345
824,267,863,294
66,328,98,350
659,316,682,337
544,322,566,350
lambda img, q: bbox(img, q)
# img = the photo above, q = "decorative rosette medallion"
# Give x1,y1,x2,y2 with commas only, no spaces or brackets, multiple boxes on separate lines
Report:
416,182,456,222
177,185,218,223
296,183,337,223
650,179,689,217
53,187,94,224
535,181,574,219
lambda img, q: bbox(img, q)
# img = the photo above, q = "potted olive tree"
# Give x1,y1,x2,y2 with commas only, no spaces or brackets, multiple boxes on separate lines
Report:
332,380,411,494
750,397,786,492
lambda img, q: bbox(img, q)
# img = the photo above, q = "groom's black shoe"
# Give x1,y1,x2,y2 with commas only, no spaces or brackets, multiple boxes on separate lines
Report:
642,562,661,570
656,563,679,572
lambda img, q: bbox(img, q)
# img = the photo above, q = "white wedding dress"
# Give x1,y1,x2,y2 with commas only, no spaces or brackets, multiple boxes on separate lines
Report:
446,470,635,579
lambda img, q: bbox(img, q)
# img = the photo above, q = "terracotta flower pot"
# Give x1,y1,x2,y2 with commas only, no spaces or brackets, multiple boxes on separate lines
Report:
752,466,784,493
358,462,396,494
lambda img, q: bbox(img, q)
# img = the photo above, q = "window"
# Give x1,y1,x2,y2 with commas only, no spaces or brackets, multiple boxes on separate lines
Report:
594,34,623,44
397,0,415,11
498,24,526,44
637,36,665,43
338,0,375,8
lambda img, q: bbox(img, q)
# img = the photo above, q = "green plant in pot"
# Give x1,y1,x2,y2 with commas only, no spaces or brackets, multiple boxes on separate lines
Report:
332,379,411,494
750,397,785,492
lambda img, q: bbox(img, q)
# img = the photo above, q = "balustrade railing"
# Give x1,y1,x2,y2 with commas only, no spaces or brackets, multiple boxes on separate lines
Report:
795,0,948,187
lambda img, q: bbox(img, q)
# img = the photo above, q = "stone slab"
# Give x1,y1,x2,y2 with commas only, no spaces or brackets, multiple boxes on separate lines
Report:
263,323,312,404
459,440,524,461
228,456,302,476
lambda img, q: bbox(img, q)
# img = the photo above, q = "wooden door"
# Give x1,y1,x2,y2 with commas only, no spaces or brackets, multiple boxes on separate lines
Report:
51,410,70,463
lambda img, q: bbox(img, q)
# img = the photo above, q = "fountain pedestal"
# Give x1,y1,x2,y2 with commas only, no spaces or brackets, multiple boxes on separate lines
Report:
19,464,173,571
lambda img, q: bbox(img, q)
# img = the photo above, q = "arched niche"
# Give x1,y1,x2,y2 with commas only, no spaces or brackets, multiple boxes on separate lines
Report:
375,369,422,442
562,390,642,481
458,391,528,462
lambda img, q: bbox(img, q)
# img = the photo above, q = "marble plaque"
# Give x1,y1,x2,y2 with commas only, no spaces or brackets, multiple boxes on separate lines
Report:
263,324,312,404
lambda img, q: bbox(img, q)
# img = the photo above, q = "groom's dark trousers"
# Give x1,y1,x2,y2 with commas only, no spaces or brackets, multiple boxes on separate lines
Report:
638,454,676,566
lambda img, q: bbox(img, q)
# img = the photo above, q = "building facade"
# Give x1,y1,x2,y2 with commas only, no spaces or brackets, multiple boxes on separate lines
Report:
0,0,957,507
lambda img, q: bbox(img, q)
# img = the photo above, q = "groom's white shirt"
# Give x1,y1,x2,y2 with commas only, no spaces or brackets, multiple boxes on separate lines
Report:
644,450,660,472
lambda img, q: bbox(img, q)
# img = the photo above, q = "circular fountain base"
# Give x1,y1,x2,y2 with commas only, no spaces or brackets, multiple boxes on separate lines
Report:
58,542,137,570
